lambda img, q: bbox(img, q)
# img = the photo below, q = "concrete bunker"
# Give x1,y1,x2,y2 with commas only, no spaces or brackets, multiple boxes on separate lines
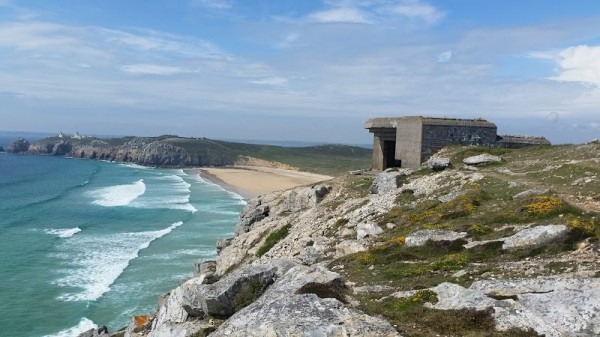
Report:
365,116,550,170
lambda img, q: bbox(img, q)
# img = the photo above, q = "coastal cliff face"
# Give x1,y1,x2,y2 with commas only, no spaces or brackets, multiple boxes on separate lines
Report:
83,143,600,337
6,136,372,174
9,137,225,168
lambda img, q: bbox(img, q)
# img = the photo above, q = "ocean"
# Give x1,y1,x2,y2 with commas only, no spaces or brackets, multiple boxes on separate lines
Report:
0,137,245,337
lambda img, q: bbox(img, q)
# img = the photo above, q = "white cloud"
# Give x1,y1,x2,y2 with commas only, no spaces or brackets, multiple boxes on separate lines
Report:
101,28,226,59
436,50,452,62
308,7,370,24
551,45,600,87
190,0,232,10
120,64,185,75
251,77,288,86
305,0,443,25
380,0,445,24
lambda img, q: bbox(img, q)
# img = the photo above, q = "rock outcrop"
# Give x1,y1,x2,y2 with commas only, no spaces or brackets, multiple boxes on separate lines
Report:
425,278,600,337
405,229,467,247
211,265,400,337
427,156,451,171
463,153,502,165
502,224,568,250
6,138,30,153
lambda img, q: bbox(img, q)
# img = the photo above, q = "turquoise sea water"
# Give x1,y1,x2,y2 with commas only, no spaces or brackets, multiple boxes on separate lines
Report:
0,149,244,336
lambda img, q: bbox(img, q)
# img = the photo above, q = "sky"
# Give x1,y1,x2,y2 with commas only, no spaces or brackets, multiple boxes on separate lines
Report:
0,0,599,144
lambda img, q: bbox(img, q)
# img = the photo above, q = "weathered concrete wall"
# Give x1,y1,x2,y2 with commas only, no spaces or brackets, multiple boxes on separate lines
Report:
370,129,395,170
497,135,551,149
421,124,497,163
395,118,423,168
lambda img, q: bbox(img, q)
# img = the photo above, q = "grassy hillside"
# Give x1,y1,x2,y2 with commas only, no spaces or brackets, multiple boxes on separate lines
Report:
325,142,600,336
165,138,372,176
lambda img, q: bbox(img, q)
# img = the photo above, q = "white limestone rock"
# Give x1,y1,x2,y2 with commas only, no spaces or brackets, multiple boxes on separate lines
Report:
405,229,467,247
463,154,502,166
356,223,383,240
427,157,451,171
151,275,206,332
152,262,293,334
370,170,412,194
279,185,331,213
210,265,400,337
429,278,600,337
335,240,367,257
149,322,214,337
502,225,567,250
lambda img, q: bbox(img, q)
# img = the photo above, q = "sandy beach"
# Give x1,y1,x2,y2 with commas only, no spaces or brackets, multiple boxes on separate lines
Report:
199,166,333,199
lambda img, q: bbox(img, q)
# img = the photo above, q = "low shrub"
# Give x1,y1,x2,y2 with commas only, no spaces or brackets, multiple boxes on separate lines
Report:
256,224,291,257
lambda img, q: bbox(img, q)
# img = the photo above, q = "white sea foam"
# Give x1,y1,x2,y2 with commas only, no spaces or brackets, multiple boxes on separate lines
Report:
143,248,215,261
89,179,146,207
132,175,197,212
44,317,97,337
53,221,183,302
44,227,82,238
118,163,151,170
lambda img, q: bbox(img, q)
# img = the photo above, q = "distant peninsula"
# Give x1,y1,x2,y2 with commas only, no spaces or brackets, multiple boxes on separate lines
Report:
6,135,372,176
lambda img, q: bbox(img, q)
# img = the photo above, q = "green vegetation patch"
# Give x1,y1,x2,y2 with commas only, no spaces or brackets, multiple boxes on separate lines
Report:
256,224,291,257
359,295,542,337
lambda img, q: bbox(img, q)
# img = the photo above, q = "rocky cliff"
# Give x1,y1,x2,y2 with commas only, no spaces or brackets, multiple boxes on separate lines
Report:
83,142,600,337
8,136,225,168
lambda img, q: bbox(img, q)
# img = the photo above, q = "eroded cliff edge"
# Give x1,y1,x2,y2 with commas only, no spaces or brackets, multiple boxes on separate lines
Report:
8,136,232,167
84,143,600,337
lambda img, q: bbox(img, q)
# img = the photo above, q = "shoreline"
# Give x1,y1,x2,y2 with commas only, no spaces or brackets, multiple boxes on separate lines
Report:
197,166,333,200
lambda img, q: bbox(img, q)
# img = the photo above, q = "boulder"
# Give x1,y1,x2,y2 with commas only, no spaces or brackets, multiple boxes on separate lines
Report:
429,278,600,337
0,146,4,152
193,260,218,284
370,170,411,194
502,224,567,250
463,154,502,166
335,240,367,257
6,138,30,153
356,223,383,240
152,260,296,333
152,275,207,330
405,229,467,247
427,157,451,171
210,265,400,337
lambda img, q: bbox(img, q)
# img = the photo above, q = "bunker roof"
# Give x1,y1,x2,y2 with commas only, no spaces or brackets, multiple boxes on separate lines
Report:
365,116,496,129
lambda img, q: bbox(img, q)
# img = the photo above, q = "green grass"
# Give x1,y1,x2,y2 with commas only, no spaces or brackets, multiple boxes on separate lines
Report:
256,224,291,257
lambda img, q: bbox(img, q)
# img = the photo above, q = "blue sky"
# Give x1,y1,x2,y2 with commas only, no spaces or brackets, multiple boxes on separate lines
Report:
1,0,599,144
